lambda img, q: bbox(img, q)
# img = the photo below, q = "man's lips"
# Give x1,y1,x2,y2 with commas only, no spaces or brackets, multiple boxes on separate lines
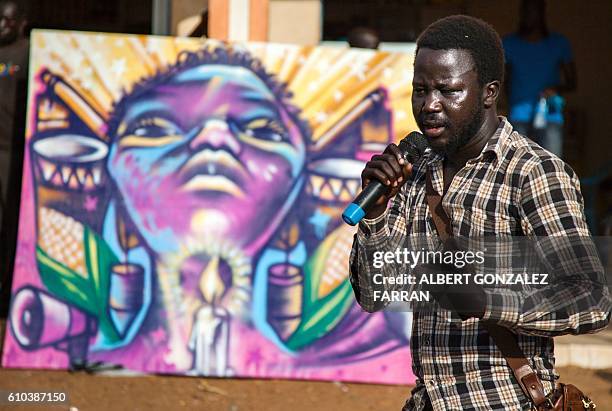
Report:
421,122,447,138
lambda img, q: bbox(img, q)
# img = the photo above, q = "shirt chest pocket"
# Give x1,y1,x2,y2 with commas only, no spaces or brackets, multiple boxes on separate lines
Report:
460,208,517,236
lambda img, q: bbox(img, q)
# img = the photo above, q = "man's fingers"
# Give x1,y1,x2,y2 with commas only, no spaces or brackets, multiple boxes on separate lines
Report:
360,143,413,195
361,167,391,187
367,160,398,184
402,163,413,180
385,144,406,166
372,153,403,181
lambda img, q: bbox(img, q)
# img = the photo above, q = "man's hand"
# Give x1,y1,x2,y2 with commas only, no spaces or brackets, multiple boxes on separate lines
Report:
413,261,486,320
540,87,558,98
360,143,413,219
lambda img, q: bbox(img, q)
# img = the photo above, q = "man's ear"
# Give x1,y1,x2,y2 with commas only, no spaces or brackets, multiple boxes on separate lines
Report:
483,80,500,108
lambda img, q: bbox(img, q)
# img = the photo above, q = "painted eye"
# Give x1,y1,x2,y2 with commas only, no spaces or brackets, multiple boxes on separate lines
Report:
250,126,285,142
127,118,183,138
235,118,288,143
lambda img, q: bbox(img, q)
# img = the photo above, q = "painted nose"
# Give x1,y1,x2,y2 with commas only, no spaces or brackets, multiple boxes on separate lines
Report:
189,119,241,154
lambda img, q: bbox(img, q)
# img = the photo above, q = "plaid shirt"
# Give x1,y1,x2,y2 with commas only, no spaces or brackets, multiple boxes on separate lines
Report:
349,118,611,410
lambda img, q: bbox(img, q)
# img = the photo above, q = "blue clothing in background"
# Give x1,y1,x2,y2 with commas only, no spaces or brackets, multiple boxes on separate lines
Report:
503,32,573,124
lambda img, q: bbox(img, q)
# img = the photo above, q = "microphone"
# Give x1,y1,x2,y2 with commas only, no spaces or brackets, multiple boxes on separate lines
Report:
342,131,428,226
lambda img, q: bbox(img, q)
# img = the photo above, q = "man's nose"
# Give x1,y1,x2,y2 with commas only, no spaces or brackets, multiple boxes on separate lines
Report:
423,91,442,113
189,119,241,154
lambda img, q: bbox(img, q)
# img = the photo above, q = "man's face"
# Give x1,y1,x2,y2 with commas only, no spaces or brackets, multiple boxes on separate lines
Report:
108,64,306,255
520,2,545,33
0,2,20,45
412,48,484,157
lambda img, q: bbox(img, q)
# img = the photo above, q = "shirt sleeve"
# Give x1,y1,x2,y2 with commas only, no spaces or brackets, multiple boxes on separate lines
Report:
482,157,611,337
348,185,411,313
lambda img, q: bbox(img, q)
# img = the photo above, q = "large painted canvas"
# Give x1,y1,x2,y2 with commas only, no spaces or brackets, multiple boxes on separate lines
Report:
2,30,418,384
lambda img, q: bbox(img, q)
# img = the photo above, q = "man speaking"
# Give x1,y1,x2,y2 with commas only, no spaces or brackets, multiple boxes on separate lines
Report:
348,15,611,410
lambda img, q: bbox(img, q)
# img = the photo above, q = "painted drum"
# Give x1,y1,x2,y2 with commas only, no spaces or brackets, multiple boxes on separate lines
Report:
306,158,365,204
31,135,108,191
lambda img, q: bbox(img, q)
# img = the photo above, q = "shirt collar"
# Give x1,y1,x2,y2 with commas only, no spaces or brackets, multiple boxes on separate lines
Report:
424,116,512,167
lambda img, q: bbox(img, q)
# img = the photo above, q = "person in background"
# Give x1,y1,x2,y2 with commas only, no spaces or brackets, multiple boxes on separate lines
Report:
347,27,380,50
0,0,29,314
503,0,576,158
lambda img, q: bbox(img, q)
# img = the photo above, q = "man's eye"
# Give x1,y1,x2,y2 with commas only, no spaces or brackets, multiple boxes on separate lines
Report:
414,88,425,95
441,89,458,95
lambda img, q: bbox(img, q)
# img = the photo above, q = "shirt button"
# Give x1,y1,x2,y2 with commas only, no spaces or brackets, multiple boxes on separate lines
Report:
428,380,436,386
423,336,430,346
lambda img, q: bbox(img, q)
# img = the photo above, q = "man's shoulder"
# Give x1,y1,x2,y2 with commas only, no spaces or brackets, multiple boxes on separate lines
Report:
547,32,570,43
501,33,525,51
501,32,519,43
501,128,575,181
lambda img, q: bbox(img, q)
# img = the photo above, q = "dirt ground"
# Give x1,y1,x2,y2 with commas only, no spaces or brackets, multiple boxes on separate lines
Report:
1,319,610,411
0,366,610,411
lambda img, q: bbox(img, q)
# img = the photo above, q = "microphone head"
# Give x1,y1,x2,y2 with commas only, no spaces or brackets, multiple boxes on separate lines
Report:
398,131,428,164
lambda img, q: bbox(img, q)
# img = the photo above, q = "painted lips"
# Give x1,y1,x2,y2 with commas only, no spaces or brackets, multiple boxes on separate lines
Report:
178,149,249,198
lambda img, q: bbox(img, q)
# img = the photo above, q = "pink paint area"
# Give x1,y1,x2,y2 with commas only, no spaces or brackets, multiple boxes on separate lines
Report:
110,153,193,237
83,315,414,385
2,41,416,387
2,139,70,370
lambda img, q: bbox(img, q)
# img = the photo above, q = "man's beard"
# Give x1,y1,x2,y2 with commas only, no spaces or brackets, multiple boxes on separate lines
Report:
431,102,484,157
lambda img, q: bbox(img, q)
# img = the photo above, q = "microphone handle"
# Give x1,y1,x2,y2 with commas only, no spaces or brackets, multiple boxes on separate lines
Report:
342,180,389,226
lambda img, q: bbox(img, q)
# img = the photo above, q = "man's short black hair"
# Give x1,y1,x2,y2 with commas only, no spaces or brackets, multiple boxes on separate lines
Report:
416,15,504,86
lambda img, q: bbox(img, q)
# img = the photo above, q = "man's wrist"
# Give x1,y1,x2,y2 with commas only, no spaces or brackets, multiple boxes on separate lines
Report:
364,204,387,220
357,209,388,240
448,287,486,320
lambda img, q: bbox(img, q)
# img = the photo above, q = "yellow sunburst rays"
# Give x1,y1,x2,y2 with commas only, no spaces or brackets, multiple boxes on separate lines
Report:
276,45,312,85
35,32,111,114
31,31,210,140
71,33,155,99
380,53,419,141
143,35,181,67
33,31,417,147
266,45,415,151
173,35,212,56
33,32,108,138
305,50,401,148
237,43,417,149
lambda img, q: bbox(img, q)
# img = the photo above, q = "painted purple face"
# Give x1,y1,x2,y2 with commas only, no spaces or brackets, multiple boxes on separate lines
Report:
108,64,306,256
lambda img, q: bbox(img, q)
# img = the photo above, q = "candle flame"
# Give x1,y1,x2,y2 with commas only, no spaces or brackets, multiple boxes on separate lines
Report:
200,256,225,304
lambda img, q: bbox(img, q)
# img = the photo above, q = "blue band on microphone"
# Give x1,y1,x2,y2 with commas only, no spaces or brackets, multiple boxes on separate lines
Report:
342,203,366,226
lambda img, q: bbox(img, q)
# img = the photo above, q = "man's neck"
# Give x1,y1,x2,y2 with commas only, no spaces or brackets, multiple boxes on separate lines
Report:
0,37,23,48
519,29,546,43
446,113,500,169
